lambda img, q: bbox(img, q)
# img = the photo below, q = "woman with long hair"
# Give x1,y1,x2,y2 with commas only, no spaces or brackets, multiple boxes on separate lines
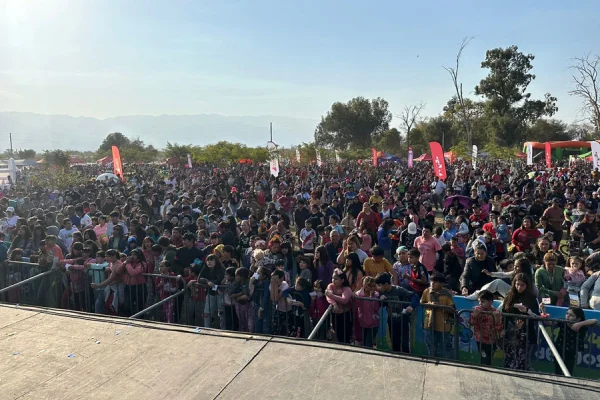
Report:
313,245,334,286
511,216,542,253
9,225,33,258
502,273,540,370
325,269,353,344
83,228,103,252
31,224,46,254
343,252,365,292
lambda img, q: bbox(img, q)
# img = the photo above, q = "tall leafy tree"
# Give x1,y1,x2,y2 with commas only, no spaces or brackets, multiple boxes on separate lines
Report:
475,46,558,145
314,97,392,149
16,149,36,159
97,132,130,153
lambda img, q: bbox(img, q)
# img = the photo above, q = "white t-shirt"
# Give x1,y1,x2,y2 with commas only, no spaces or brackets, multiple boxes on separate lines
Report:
59,227,79,249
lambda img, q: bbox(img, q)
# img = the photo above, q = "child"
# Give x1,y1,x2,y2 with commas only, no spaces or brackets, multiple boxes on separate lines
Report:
299,220,316,253
184,265,204,327
297,256,313,284
309,280,329,340
196,230,207,250
393,246,411,290
495,215,509,255
290,277,312,338
329,215,344,237
469,290,503,365
219,267,238,331
564,256,586,293
450,236,465,261
551,307,598,375
404,248,429,297
434,226,446,247
250,266,271,334
275,259,291,284
155,261,177,323
420,274,455,359
258,220,269,240
251,249,266,271
355,276,380,348
86,251,109,314
230,268,253,332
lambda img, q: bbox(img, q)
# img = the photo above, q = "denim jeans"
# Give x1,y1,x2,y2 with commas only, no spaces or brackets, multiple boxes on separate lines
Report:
424,330,452,359
203,294,224,328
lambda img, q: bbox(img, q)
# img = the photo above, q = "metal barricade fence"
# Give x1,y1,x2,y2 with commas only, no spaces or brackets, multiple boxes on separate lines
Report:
0,260,95,312
128,274,186,322
3,265,597,379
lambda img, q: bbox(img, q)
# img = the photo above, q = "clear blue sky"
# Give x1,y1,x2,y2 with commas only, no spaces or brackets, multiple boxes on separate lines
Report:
1,0,599,127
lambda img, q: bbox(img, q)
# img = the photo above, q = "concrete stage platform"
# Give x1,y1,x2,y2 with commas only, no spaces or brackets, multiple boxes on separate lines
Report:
1,304,599,400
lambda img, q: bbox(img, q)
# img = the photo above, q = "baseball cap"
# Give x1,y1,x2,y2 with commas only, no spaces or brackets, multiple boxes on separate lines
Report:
6,207,14,213
407,222,417,235
396,246,409,254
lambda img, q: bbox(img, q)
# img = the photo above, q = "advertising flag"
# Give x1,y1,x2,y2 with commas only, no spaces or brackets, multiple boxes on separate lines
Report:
267,141,279,177
526,142,533,166
316,149,322,167
429,142,447,180
545,142,552,169
591,141,600,170
472,145,478,169
296,148,301,163
372,148,378,167
111,146,123,179
407,147,413,168
187,154,193,168
335,150,341,163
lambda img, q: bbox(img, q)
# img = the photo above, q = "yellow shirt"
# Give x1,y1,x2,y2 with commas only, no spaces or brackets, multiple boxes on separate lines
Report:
369,195,383,207
363,258,393,277
420,288,455,333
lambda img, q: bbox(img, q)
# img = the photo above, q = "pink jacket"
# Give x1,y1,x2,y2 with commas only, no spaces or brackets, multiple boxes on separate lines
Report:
355,289,380,328
326,284,353,313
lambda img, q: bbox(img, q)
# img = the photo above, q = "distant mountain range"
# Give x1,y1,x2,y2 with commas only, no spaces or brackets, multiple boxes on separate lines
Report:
0,112,318,152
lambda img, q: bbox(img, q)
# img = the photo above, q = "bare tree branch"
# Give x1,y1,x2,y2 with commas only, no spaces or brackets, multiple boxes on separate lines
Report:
569,53,600,132
444,36,475,147
397,102,425,150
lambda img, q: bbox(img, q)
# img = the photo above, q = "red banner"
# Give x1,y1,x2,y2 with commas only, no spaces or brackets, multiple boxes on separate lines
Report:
372,148,378,167
545,142,552,169
112,146,123,179
429,142,447,180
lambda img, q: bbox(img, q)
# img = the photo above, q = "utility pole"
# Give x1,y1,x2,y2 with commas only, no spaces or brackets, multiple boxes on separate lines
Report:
269,122,273,142
9,132,13,157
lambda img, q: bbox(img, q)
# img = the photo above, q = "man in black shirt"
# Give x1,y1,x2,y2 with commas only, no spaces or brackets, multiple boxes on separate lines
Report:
293,200,310,230
174,232,203,275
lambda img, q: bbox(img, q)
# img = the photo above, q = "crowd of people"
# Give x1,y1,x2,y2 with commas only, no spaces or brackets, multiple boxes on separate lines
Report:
0,156,599,376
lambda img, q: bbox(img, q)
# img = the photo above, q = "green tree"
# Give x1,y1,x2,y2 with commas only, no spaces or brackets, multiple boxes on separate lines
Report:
164,142,193,163
526,119,573,142
97,132,131,153
42,150,70,168
475,45,558,145
374,128,404,155
13,149,36,159
192,141,269,165
314,97,392,149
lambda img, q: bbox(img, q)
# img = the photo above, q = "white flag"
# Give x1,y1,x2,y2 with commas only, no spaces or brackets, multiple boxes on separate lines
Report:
526,142,533,166
296,149,301,163
335,150,341,163
187,154,192,168
472,145,478,169
316,150,322,167
267,141,279,177
591,141,600,170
